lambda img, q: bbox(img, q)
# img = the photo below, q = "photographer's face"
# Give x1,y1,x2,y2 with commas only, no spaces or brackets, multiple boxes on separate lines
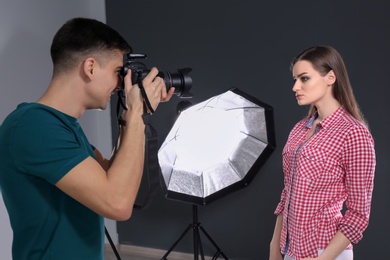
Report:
89,51,123,110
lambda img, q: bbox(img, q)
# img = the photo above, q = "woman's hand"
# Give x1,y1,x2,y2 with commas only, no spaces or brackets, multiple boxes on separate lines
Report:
269,240,283,260
269,214,284,260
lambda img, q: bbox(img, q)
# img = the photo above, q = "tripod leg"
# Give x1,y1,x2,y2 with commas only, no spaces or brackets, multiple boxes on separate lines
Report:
105,227,121,260
162,224,192,260
199,225,228,260
193,224,205,260
162,205,228,260
193,224,199,260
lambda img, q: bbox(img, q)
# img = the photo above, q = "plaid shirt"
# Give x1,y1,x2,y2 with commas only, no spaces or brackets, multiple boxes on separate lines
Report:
274,107,376,259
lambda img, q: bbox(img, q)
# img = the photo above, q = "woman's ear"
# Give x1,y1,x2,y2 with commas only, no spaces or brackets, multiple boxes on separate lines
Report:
326,70,336,86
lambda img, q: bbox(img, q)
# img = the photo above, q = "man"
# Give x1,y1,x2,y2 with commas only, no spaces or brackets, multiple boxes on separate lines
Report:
0,17,174,259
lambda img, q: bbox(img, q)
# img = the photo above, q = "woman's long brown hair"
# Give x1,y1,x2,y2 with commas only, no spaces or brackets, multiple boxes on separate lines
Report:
291,45,366,126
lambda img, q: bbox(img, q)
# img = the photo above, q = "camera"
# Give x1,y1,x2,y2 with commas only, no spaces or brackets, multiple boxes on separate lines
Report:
119,53,193,98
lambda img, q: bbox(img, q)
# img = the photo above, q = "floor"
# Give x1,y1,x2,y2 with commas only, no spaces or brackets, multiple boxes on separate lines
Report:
104,245,194,260
104,247,160,260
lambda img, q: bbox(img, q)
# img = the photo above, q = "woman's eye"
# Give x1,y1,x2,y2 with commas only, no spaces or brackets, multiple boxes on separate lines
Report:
301,76,309,82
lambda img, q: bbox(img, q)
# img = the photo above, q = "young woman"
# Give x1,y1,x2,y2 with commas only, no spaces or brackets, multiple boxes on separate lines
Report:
269,46,376,260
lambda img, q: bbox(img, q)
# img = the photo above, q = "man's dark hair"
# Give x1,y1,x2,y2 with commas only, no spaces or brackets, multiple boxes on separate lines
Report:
50,17,132,74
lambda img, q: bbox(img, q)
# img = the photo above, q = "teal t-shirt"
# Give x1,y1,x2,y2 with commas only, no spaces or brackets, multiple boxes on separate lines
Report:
0,103,104,260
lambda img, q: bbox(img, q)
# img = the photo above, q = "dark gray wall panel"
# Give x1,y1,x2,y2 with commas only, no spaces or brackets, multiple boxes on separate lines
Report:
106,1,390,259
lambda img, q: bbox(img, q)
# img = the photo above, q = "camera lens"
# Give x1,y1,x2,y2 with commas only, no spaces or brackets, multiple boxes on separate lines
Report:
158,68,193,98
120,54,193,99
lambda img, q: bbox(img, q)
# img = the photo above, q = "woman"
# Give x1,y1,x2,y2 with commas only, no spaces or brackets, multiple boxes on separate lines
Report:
269,46,376,260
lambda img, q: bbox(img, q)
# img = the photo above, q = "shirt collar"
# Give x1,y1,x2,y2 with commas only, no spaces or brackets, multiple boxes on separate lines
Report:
305,106,344,130
306,113,318,128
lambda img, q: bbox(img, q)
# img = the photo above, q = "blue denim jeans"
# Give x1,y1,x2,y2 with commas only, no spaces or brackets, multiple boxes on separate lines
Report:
284,249,353,260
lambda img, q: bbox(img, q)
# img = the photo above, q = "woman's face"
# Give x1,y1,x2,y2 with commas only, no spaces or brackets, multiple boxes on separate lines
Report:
291,60,335,107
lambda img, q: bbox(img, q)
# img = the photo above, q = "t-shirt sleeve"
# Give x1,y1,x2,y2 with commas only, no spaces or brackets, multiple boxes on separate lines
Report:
12,108,91,185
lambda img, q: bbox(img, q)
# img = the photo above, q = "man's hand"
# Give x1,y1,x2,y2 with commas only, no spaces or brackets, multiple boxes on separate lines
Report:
141,67,175,111
122,67,174,114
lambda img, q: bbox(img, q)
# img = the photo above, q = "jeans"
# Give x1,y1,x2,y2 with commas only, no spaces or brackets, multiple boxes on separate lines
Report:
284,249,353,260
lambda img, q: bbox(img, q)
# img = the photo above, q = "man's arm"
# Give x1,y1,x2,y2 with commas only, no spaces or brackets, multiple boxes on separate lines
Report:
56,68,174,221
94,148,110,171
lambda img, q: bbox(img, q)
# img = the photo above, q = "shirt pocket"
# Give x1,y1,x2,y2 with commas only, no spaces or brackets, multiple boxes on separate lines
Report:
283,144,301,170
297,146,327,181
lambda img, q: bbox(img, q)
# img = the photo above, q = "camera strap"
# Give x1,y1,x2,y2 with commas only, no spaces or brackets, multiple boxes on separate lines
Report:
137,72,155,114
115,78,160,210
116,70,155,114
135,77,159,209
133,113,160,209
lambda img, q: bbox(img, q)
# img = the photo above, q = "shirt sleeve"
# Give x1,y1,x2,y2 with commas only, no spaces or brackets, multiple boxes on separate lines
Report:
12,108,90,185
338,125,376,244
274,187,287,215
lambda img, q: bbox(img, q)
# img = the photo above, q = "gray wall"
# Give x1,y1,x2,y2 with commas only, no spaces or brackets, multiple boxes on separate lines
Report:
0,1,114,258
106,1,390,259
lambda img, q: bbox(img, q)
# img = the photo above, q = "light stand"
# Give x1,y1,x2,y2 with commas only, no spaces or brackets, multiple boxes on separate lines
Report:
162,204,228,260
105,227,122,260
159,88,276,259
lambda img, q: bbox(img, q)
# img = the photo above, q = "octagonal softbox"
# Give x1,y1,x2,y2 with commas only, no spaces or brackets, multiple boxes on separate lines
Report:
158,88,275,205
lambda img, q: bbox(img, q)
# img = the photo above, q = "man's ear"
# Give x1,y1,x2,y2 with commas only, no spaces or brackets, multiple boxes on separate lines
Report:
326,70,336,86
82,57,96,80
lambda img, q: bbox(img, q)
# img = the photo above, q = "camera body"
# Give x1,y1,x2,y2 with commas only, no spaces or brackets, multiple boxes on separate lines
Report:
120,53,193,98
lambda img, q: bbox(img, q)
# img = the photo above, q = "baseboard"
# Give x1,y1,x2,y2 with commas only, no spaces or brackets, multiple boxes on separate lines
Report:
105,244,214,260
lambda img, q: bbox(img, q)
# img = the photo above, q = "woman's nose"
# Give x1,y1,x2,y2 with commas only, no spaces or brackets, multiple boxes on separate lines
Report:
292,80,299,92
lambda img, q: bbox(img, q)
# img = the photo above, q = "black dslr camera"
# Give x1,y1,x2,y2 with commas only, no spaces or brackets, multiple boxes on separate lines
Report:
119,53,193,98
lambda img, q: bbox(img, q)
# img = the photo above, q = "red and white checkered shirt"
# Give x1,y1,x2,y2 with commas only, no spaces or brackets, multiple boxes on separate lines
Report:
274,107,376,259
